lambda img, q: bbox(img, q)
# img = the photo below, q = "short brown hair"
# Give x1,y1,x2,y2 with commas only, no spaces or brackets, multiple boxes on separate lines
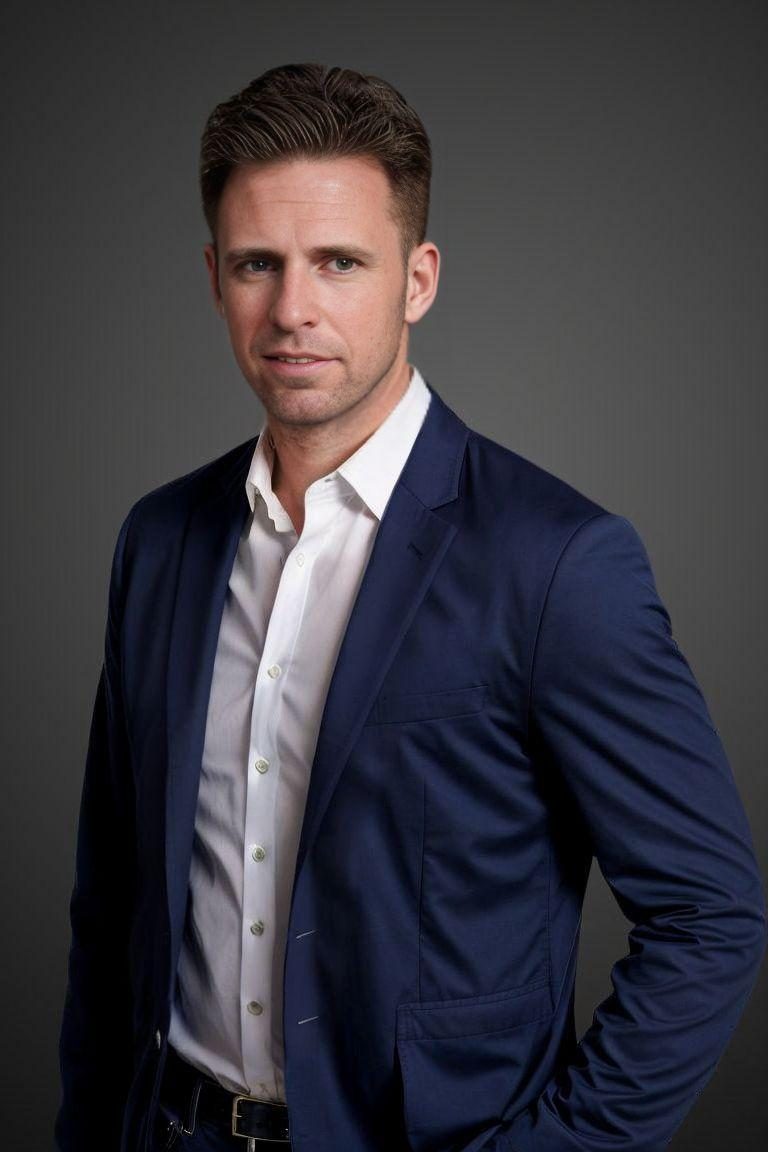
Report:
200,63,431,256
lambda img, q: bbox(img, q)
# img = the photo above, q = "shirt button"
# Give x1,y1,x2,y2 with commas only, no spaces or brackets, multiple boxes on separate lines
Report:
250,920,265,936
247,1001,264,1016
296,552,305,567
267,664,281,679
251,845,266,862
254,757,269,774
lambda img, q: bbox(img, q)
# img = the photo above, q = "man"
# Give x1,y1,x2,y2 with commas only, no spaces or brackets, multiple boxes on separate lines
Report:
55,63,765,1152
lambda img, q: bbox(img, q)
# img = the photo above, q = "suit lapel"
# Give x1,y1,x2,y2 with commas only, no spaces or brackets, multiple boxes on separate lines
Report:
295,386,468,876
164,446,253,970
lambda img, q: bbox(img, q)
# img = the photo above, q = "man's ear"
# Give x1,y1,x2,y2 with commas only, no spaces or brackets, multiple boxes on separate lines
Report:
204,243,224,315
404,241,440,325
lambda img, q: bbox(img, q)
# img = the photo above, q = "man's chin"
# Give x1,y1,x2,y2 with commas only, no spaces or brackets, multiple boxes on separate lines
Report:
259,392,350,430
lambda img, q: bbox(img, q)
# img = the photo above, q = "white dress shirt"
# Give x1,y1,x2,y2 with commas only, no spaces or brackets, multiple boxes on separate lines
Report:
168,366,431,1100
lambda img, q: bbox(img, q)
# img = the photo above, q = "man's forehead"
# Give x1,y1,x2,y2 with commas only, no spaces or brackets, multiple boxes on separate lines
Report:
232,196,358,220
223,156,391,207
220,196,377,244
217,158,397,246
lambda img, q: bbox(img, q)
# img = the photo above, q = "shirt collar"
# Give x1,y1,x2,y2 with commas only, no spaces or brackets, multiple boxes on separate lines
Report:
245,366,431,524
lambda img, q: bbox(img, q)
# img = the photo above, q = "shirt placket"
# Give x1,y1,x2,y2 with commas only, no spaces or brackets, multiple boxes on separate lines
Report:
239,483,343,1094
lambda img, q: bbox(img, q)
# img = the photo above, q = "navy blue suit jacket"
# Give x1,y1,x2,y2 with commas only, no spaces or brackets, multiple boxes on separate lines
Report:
56,383,765,1152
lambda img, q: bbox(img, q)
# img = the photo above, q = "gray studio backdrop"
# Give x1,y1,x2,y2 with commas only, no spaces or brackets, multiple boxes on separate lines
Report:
2,1,765,1149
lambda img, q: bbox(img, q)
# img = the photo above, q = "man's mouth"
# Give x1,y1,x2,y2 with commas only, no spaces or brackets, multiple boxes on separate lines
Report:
272,356,321,364
265,350,331,361
263,353,335,374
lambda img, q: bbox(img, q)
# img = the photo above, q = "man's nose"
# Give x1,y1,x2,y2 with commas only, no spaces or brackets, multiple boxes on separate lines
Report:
268,268,319,331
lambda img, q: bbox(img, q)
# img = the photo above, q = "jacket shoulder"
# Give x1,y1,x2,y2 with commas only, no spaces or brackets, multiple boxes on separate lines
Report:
126,435,255,522
113,436,256,572
463,425,608,538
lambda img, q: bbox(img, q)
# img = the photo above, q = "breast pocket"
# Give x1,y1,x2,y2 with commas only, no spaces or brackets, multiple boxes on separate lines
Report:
365,684,487,726
395,980,552,1152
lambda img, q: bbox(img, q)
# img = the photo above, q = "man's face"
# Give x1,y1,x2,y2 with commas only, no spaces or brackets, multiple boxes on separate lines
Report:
205,156,438,435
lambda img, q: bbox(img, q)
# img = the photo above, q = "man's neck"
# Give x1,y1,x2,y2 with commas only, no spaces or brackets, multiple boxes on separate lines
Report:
268,361,413,533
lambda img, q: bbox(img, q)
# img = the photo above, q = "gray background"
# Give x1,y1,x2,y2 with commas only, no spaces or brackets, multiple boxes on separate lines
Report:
1,0,765,1148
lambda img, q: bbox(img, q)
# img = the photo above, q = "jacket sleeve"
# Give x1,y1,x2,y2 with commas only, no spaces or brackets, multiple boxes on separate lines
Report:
502,512,766,1152
55,506,138,1151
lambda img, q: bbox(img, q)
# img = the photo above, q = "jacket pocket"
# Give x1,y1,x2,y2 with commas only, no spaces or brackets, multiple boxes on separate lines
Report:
395,981,552,1152
365,684,487,725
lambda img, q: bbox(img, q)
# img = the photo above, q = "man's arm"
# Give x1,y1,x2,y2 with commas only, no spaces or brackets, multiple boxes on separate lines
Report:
55,507,138,1151
501,512,766,1152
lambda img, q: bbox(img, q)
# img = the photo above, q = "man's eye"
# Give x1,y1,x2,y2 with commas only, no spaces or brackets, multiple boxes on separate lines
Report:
242,259,272,273
329,257,357,273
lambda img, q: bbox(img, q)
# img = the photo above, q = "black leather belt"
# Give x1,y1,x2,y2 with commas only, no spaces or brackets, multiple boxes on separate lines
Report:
160,1044,291,1145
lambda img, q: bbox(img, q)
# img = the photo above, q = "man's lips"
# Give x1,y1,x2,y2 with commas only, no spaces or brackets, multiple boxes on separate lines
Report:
262,352,337,376
263,352,333,363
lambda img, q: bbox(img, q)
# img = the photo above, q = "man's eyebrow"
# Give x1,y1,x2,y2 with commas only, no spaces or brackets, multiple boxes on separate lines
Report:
222,244,378,266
